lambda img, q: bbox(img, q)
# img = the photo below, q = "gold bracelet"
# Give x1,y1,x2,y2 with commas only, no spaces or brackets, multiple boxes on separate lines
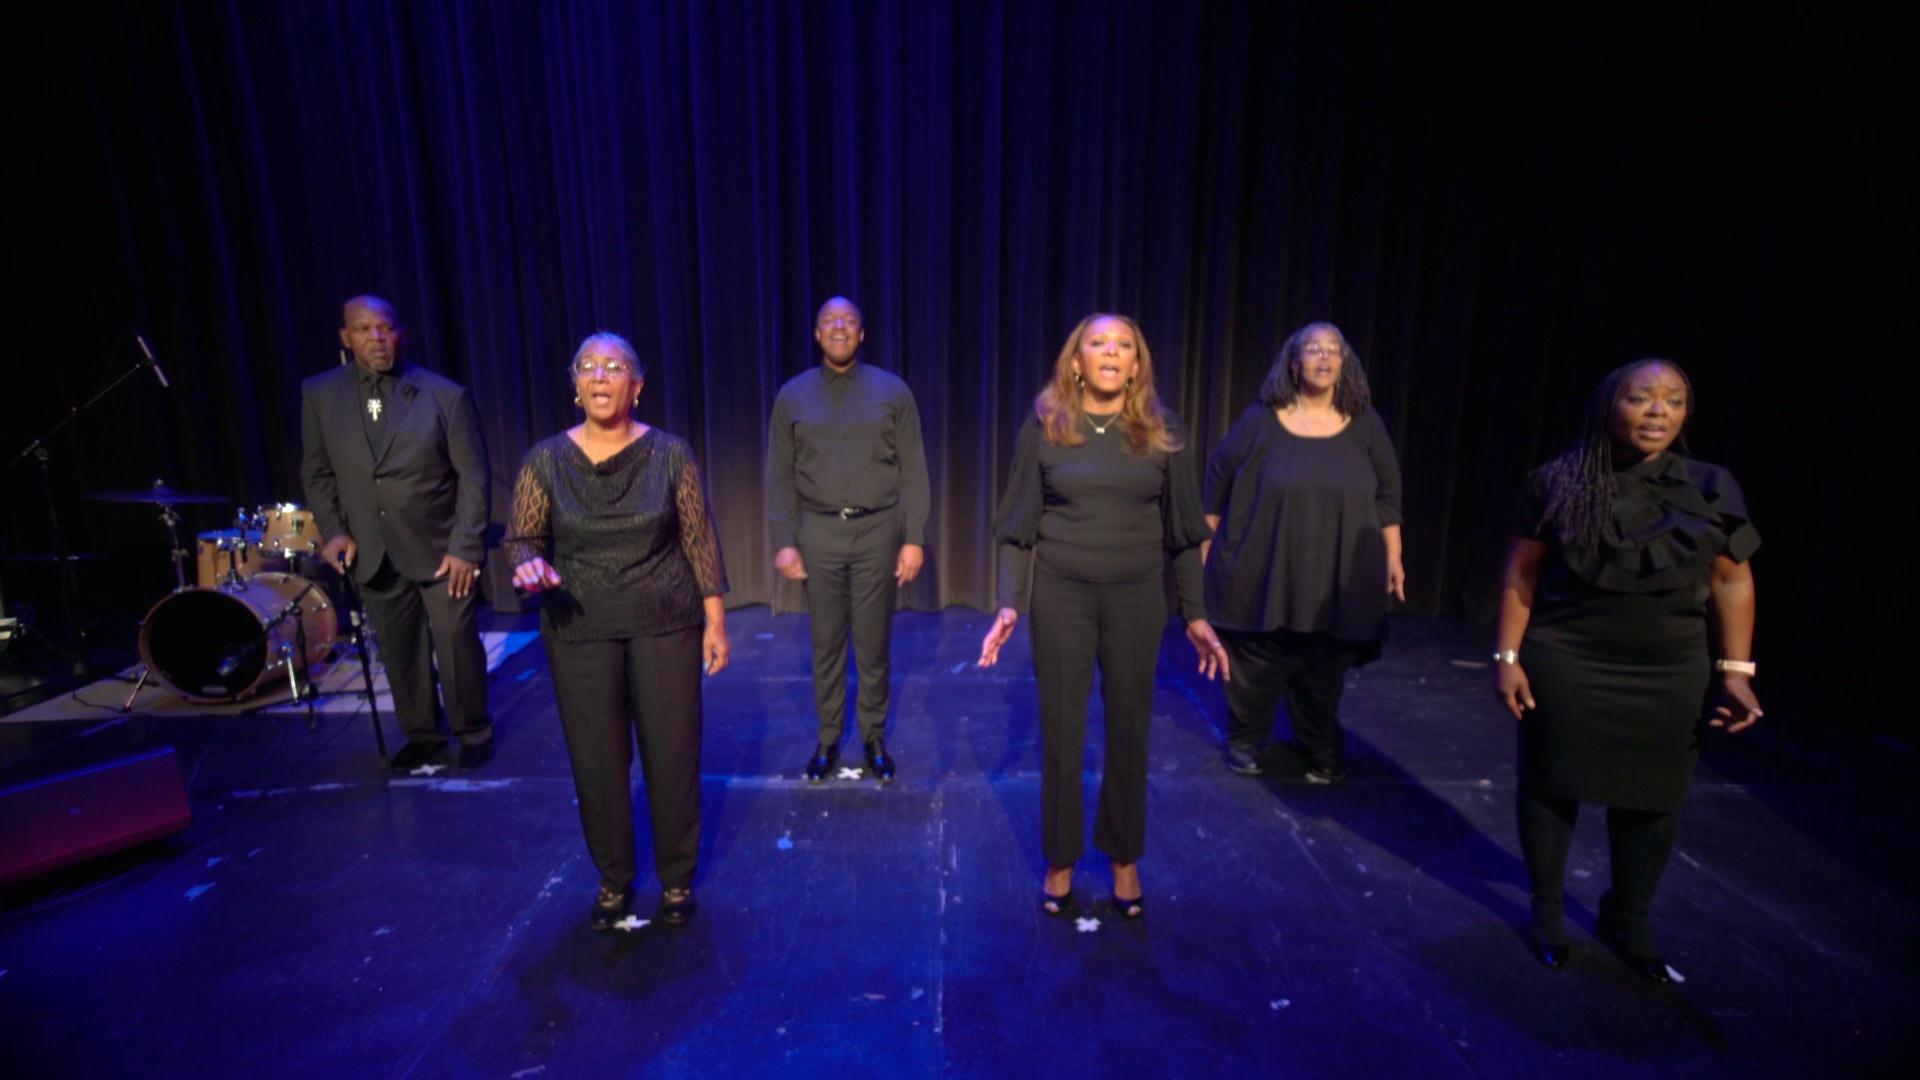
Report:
1492,650,1519,665
1714,659,1757,676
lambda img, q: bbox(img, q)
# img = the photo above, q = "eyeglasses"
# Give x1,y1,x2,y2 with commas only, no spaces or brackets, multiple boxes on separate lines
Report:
1301,344,1342,359
573,359,633,378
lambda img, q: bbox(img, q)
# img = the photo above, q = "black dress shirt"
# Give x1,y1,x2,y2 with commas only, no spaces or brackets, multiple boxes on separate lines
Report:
765,362,931,550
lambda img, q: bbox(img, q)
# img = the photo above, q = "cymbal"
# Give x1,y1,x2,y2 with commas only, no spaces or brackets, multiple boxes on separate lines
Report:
84,484,229,506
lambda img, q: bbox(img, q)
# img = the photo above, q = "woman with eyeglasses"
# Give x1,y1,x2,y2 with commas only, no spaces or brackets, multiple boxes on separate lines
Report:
504,332,729,931
1201,322,1404,784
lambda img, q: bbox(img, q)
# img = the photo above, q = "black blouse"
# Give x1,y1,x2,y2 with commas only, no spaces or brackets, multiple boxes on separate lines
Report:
992,411,1212,622
1517,452,1759,662
504,429,728,642
1202,405,1402,648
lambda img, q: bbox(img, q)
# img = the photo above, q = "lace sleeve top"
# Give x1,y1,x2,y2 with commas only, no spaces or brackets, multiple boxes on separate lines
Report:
504,428,728,642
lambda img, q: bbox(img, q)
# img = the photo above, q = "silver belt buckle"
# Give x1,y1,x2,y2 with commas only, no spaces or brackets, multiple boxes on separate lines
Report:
837,507,857,520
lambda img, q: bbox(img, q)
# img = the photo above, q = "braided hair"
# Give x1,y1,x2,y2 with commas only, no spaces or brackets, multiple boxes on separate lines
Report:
1537,359,1693,560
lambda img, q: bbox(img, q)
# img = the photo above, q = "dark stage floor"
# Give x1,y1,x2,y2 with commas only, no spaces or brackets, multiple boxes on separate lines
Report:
1,608,1914,1077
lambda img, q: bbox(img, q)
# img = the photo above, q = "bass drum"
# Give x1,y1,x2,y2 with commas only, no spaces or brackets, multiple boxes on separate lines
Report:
139,572,338,703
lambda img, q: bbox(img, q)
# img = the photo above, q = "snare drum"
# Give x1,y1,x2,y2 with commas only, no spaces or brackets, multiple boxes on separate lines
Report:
194,529,282,587
138,571,338,703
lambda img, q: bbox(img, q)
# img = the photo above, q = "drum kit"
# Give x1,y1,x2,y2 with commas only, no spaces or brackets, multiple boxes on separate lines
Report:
82,483,379,740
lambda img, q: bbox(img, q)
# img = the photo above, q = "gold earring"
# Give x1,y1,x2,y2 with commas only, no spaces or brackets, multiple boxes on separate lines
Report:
1073,371,1083,388
573,394,582,406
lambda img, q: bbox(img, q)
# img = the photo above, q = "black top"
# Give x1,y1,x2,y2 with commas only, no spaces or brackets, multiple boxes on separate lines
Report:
992,411,1211,622
765,362,931,549
1202,405,1402,651
1517,452,1759,663
504,429,728,642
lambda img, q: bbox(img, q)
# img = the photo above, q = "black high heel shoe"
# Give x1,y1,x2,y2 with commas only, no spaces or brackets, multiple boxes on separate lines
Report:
659,887,696,926
1040,890,1075,918
1110,892,1145,920
589,883,631,931
1597,907,1676,984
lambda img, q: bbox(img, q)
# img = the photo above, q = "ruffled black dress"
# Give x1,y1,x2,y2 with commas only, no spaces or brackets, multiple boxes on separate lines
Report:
1516,453,1760,811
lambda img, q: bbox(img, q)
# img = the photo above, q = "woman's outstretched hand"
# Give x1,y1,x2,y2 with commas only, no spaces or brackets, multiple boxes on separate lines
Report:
978,608,1019,667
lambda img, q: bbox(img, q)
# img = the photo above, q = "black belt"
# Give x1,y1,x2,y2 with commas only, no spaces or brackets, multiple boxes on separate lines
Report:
808,504,893,520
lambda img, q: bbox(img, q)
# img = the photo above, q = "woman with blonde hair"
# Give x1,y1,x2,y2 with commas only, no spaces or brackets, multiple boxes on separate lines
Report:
979,313,1230,919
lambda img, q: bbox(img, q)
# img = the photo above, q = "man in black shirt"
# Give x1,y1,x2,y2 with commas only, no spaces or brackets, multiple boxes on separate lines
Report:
301,295,493,772
766,296,931,782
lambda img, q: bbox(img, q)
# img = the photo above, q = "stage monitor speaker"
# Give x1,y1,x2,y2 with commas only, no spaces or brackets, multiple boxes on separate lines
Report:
0,746,192,887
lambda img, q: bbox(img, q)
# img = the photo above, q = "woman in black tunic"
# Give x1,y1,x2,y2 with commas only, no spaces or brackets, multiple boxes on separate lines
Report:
1202,322,1404,784
978,313,1230,918
506,332,730,931
1493,359,1761,980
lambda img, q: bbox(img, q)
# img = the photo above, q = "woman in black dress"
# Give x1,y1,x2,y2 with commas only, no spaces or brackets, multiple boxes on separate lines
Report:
506,332,730,931
1202,322,1404,784
1493,359,1761,980
977,313,1230,918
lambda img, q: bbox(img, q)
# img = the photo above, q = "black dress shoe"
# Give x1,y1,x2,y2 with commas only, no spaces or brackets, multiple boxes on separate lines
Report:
659,887,696,926
1537,943,1570,971
805,743,840,783
590,884,631,931
1304,759,1349,785
457,741,495,769
1623,953,1675,984
389,740,449,773
863,740,896,783
1224,743,1264,776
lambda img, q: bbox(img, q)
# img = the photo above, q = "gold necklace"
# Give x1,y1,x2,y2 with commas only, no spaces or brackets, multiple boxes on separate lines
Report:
1086,411,1120,435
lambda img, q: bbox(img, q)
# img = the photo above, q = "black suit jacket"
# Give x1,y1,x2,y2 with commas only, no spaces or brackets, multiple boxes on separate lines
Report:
300,362,490,584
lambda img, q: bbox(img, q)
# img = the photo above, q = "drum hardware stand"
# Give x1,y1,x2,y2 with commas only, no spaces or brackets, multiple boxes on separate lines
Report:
119,492,209,713
329,554,389,762
9,338,170,676
210,579,323,729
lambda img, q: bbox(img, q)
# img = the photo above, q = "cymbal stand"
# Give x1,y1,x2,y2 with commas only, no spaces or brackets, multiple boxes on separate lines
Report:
120,492,194,712
159,503,190,592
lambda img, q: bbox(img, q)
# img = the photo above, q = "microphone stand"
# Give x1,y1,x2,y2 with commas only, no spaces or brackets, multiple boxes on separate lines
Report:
9,345,170,676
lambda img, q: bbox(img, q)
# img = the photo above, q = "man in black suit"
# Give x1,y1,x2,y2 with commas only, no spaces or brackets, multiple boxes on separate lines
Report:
301,295,493,771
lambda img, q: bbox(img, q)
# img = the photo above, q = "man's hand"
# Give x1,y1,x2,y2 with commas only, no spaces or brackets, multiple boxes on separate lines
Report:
774,546,808,581
322,534,358,572
895,543,925,586
435,554,481,599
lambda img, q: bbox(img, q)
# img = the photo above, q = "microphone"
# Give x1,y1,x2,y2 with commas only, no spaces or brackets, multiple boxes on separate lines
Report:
135,334,171,389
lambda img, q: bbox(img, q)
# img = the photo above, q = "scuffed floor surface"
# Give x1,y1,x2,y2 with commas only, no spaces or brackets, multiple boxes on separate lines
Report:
1,609,1913,1077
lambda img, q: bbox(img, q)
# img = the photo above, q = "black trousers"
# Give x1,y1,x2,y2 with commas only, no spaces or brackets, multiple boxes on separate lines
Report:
1030,568,1164,868
545,625,704,890
1516,785,1680,956
1218,629,1355,768
797,507,900,744
360,557,492,745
